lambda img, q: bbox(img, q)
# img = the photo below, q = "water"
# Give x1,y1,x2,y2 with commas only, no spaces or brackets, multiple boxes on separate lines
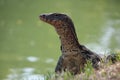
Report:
87,20,119,54
0,0,120,80
6,68,45,80
26,56,39,62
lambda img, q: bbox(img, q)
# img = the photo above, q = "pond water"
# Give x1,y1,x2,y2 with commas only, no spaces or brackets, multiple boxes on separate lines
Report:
0,0,120,80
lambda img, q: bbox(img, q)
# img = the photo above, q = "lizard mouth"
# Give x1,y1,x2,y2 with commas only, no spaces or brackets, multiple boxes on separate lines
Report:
39,14,62,26
39,14,47,22
39,14,56,25
39,14,53,25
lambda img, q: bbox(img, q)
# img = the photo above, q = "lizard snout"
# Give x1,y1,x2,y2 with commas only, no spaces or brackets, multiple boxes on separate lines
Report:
39,14,47,22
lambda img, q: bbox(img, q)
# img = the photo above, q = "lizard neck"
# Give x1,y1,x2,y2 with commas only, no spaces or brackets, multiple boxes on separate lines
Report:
54,24,80,55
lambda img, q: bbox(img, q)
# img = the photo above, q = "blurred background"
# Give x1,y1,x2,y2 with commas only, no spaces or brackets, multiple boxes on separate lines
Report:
0,0,120,80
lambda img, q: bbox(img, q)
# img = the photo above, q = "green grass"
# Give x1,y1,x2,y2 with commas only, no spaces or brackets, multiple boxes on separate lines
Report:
45,51,120,80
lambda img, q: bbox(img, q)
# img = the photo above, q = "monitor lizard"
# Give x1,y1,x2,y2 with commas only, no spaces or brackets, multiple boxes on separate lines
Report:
39,13,102,74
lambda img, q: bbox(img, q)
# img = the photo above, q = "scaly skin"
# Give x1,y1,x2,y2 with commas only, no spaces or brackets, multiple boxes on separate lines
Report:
39,13,101,74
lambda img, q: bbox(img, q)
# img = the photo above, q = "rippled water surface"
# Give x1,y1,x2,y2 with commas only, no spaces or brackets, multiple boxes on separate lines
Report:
0,0,120,80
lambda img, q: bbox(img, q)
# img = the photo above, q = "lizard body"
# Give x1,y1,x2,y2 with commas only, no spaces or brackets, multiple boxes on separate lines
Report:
40,13,101,74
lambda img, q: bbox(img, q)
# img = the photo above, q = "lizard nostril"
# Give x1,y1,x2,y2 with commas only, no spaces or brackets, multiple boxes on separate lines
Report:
40,14,46,18
42,14,46,17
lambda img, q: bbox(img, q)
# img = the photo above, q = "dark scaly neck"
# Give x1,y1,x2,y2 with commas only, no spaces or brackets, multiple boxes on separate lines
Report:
55,23,80,54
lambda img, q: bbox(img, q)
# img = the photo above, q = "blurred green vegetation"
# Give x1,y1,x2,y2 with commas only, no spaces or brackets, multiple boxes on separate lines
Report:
0,0,120,79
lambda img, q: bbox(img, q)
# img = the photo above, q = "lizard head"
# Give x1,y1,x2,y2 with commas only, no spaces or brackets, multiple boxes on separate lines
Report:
39,13,73,28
